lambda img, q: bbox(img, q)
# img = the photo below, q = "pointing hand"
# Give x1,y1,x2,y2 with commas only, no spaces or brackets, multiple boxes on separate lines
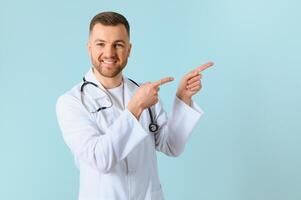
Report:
127,77,174,119
176,61,214,105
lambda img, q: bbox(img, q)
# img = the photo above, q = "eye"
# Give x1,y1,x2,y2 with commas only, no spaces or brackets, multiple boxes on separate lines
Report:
114,43,124,48
96,43,105,47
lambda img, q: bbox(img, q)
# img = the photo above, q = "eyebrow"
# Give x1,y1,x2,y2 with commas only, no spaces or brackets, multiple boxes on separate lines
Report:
94,39,126,43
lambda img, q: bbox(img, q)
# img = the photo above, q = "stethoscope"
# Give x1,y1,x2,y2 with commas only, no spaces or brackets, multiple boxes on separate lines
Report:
80,77,159,133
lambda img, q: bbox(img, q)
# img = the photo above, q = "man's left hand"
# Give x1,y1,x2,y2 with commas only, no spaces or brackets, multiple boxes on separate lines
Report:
176,61,214,106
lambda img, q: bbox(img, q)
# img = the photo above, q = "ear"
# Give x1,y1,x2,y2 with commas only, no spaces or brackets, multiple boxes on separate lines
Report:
128,43,132,57
87,41,91,57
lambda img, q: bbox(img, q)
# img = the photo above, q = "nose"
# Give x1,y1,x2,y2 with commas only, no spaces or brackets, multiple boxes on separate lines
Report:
102,45,116,58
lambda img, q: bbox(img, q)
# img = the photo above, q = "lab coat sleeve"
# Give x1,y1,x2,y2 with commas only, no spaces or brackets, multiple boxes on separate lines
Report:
154,96,204,156
56,94,148,173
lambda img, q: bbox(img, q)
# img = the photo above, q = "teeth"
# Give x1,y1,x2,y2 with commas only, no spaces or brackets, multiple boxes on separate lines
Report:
103,60,115,64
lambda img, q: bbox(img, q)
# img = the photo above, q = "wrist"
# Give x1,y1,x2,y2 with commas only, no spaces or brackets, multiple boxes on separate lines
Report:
176,93,192,106
127,100,144,119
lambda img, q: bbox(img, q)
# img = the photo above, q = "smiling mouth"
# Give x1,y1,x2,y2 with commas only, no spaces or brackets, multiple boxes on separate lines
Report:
101,59,118,67
103,60,116,64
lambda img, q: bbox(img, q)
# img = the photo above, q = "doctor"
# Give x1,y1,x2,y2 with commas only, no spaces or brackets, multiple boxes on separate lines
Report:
56,11,213,200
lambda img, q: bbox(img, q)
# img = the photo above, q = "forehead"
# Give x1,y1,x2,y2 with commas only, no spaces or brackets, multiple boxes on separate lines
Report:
90,23,129,41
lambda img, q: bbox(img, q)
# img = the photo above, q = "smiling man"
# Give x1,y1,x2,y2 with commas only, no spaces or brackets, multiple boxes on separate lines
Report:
88,22,131,88
56,11,213,200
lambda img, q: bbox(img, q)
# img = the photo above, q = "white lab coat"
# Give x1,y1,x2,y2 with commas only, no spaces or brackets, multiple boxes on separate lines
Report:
56,69,204,200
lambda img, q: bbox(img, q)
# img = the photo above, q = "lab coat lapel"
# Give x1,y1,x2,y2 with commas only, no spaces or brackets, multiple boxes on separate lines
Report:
123,78,150,127
99,77,130,129
84,72,139,129
123,77,138,108
83,68,111,107
100,77,137,129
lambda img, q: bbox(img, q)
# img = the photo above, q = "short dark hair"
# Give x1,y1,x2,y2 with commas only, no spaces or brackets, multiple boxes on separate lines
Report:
89,11,130,38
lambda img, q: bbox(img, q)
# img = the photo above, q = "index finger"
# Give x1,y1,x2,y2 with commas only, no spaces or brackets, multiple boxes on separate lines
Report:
152,76,174,88
195,61,214,73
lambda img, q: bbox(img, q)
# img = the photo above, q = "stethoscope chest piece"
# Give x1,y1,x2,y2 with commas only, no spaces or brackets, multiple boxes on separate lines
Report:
149,123,159,133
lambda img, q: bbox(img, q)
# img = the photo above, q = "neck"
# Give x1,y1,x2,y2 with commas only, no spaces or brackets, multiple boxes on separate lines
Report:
92,68,123,89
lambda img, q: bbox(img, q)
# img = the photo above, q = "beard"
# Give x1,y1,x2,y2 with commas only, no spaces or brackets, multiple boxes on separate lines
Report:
91,57,127,78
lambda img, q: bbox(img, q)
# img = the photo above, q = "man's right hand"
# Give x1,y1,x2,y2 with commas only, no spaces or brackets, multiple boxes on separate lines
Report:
127,77,174,119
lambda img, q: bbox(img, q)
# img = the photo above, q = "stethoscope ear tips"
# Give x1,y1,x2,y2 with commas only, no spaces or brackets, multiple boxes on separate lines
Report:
149,123,159,133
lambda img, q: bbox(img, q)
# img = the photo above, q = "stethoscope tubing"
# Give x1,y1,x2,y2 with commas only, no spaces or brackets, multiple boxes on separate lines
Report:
80,77,159,132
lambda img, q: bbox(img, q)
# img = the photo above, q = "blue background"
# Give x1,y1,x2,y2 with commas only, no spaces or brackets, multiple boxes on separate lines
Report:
1,0,301,199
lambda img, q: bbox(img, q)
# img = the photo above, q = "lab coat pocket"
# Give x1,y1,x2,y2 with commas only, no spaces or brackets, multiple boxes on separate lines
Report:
151,186,164,200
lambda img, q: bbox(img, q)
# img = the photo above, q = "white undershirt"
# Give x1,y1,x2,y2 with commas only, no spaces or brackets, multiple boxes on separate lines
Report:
107,82,124,111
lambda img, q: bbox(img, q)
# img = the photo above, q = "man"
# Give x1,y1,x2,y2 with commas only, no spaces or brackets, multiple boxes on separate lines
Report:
56,11,213,200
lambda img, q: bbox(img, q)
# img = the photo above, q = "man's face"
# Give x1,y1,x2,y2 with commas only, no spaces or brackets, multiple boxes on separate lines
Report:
88,23,131,78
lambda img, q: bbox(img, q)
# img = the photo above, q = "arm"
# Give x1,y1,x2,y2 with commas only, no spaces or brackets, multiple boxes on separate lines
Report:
56,94,148,173
154,61,214,156
153,97,203,156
